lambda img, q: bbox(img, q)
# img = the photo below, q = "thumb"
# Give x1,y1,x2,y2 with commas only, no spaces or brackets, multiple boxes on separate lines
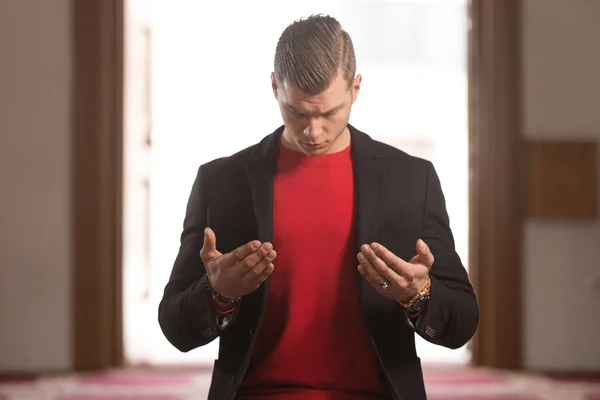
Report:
416,239,434,268
200,227,219,260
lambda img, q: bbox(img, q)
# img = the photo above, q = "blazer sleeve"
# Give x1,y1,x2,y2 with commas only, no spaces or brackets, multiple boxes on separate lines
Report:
411,162,480,349
158,165,240,352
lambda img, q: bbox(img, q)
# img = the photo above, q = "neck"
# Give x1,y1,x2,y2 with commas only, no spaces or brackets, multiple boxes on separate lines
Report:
330,127,351,153
281,126,351,155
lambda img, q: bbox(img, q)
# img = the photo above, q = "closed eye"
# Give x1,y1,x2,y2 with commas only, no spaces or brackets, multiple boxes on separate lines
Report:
285,106,306,118
283,102,344,118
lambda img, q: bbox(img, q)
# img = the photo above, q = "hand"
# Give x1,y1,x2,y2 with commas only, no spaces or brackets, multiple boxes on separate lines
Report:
357,239,434,302
200,227,276,300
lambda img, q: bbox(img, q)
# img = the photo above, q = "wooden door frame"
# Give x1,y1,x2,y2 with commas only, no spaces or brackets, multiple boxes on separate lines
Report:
70,0,524,370
71,0,124,370
468,0,524,369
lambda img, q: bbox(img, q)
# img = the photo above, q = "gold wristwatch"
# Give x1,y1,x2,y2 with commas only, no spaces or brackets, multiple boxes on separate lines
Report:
398,275,431,312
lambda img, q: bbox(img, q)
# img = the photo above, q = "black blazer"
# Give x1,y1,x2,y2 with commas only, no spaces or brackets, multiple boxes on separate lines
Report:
158,125,479,400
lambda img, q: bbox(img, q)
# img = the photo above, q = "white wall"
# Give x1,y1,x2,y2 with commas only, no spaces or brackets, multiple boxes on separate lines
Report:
522,0,600,371
130,0,470,366
0,0,72,371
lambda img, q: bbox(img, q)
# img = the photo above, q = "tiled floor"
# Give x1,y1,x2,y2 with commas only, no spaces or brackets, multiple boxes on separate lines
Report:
0,367,599,400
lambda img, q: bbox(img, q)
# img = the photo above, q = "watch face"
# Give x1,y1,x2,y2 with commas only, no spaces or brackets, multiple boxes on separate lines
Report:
408,295,430,313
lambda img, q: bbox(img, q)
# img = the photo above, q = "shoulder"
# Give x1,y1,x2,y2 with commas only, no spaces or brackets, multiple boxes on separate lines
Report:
375,139,430,165
200,144,257,177
351,125,433,174
197,127,281,180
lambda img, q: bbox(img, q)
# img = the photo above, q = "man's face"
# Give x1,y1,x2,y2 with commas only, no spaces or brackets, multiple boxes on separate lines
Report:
272,71,362,156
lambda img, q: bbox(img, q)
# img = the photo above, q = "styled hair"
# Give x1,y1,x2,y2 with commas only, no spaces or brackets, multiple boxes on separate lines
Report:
273,14,356,95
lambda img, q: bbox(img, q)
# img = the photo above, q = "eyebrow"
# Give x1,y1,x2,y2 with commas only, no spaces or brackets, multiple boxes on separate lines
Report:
283,102,345,117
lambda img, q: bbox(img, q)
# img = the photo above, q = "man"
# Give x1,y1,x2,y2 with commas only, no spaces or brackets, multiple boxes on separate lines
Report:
159,14,479,400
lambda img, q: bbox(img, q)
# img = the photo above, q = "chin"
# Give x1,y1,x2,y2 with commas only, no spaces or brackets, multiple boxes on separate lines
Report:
304,149,327,156
301,145,331,156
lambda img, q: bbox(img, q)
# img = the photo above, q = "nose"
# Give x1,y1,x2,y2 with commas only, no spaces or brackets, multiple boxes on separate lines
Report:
303,121,323,141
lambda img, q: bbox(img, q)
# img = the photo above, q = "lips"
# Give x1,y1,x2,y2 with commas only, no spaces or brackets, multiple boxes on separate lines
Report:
302,142,326,149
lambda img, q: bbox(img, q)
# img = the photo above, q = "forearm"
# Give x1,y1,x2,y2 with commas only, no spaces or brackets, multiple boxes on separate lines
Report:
158,279,220,352
158,164,241,351
413,275,479,349
414,162,479,348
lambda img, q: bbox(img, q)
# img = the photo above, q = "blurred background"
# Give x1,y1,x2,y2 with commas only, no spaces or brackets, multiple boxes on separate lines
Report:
1,0,598,398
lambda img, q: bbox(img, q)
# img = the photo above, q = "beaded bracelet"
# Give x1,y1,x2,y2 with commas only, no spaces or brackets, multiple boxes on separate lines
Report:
201,274,240,304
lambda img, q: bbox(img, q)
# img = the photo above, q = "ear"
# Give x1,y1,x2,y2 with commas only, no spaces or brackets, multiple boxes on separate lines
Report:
352,74,362,104
271,72,279,100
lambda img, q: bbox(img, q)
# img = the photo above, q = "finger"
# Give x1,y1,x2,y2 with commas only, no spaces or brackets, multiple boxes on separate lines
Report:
358,260,403,291
242,249,277,281
357,251,386,285
357,263,380,287
249,262,275,288
200,227,220,261
368,242,400,269
362,244,392,276
362,245,410,285
369,242,414,278
235,243,273,272
416,239,435,269
221,239,263,267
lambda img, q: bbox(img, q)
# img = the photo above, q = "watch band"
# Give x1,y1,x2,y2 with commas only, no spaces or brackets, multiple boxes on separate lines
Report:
201,274,240,304
398,275,431,310
405,294,431,314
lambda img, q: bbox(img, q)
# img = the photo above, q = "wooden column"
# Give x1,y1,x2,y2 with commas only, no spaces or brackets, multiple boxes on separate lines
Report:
468,0,525,369
71,0,124,370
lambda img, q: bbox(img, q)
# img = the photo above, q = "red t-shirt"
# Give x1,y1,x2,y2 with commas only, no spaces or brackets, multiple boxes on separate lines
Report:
237,143,390,400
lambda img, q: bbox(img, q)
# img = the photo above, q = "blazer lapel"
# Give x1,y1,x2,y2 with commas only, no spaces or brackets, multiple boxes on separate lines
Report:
245,124,383,256
350,125,384,253
245,127,282,244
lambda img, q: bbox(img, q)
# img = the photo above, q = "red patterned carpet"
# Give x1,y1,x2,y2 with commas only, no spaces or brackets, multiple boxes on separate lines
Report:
0,367,599,399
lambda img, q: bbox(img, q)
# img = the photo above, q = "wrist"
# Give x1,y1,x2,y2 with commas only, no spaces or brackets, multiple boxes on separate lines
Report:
202,274,240,305
406,307,426,319
211,297,236,312
397,275,431,310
